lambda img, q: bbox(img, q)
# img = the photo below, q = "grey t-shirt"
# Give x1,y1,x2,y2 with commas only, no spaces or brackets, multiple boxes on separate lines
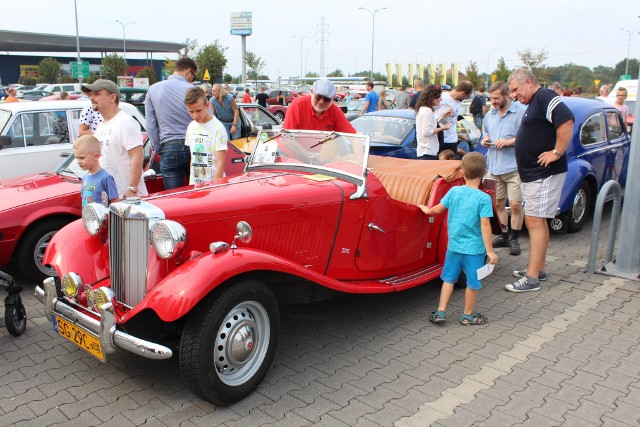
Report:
394,91,410,109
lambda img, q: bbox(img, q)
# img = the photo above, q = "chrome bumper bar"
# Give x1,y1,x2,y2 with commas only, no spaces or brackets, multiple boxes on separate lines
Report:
35,278,172,360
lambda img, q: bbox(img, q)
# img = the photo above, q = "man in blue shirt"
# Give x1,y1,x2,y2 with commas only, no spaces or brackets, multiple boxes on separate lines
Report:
480,81,526,256
359,82,379,116
145,57,197,190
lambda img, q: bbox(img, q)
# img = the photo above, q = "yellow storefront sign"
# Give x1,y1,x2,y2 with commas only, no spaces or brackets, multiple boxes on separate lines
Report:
20,65,40,79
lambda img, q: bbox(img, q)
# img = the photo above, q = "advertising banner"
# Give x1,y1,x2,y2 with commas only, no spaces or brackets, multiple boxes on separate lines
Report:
230,12,252,36
20,65,40,79
408,64,415,87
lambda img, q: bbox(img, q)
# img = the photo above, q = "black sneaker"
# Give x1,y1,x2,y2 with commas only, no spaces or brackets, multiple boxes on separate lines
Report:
505,276,541,293
512,269,548,281
492,235,510,248
509,239,521,256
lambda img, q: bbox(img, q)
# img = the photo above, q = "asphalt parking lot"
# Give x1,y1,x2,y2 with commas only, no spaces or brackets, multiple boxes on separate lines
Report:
1,207,638,426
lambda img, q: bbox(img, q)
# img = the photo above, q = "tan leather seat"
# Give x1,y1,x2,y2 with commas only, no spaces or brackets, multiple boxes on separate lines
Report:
368,155,462,206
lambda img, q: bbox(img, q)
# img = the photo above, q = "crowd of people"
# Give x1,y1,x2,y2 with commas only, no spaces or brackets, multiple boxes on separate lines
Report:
70,61,579,327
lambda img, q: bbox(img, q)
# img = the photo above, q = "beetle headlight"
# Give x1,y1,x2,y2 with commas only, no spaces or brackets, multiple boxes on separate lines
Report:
61,272,83,298
150,220,186,259
82,203,109,236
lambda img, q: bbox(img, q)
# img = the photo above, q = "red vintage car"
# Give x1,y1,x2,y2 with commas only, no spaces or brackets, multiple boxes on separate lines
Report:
36,130,498,405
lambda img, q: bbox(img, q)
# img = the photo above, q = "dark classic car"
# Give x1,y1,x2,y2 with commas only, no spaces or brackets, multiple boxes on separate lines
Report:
37,129,499,405
476,97,630,232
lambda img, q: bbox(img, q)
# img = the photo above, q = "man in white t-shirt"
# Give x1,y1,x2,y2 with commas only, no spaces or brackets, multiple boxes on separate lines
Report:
81,79,147,198
435,81,474,154
184,86,228,184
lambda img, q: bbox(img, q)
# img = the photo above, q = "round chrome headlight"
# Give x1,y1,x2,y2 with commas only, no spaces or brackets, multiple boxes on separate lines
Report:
150,220,186,259
61,272,83,298
82,203,109,236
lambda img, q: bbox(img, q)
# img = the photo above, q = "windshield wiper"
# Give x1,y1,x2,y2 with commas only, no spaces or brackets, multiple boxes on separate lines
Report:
310,131,338,149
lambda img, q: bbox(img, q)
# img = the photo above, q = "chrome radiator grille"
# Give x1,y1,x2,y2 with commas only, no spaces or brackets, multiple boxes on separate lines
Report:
109,210,149,307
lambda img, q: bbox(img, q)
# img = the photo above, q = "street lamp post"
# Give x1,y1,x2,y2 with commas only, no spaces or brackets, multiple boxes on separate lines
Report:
621,28,639,77
359,7,387,81
116,20,136,75
292,36,309,82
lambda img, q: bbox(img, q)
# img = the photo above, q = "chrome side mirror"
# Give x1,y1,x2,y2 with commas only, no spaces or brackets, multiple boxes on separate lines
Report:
231,221,253,249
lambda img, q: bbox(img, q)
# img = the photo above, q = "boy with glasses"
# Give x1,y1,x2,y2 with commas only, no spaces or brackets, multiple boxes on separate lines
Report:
283,79,356,133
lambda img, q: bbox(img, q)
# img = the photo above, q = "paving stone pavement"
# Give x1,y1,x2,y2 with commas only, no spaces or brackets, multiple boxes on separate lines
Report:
1,208,639,426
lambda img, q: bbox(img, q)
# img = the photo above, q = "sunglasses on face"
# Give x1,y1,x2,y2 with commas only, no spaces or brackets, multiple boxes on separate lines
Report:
314,94,332,103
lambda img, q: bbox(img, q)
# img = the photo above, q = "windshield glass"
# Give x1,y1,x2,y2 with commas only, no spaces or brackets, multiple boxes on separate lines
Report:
347,99,365,111
55,153,83,179
351,115,415,146
246,130,369,185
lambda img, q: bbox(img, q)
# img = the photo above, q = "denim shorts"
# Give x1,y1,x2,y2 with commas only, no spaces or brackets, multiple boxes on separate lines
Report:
440,250,486,290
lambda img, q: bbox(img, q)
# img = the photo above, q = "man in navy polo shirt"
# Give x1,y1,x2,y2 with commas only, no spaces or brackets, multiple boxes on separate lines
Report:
505,68,574,293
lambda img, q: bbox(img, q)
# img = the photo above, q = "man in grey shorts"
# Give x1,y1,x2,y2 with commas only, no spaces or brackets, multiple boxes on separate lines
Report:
481,81,526,256
505,68,574,293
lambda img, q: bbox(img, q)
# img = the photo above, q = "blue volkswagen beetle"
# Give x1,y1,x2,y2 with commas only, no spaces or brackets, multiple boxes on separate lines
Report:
476,97,630,233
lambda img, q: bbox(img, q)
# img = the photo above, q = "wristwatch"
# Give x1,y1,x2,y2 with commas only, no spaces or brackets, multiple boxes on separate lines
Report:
127,186,138,193
552,149,562,157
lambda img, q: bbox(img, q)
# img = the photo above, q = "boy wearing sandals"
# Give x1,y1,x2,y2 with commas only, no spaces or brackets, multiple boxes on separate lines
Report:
418,152,498,325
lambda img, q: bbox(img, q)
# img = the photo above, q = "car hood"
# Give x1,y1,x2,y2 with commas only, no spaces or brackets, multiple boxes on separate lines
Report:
0,171,80,212
146,170,347,222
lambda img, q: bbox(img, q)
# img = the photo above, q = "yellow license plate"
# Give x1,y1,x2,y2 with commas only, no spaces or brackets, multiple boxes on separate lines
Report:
52,314,105,361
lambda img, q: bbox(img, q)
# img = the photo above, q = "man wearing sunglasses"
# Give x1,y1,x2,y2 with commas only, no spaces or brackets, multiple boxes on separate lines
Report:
145,57,198,190
283,79,356,133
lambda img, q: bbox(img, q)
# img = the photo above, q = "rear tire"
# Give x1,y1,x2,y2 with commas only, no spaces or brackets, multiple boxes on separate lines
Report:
179,280,279,405
16,218,70,281
274,111,285,122
567,181,590,233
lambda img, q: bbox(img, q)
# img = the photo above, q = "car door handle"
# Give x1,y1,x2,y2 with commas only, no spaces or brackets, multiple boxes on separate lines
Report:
368,223,386,233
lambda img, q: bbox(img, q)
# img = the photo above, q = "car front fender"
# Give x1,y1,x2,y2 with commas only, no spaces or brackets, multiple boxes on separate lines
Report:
125,247,368,323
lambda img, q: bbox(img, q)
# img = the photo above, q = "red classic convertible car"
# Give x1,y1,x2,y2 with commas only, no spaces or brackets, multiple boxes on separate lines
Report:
36,130,498,405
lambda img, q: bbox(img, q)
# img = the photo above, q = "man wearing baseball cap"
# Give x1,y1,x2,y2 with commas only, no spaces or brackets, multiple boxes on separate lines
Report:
283,79,356,133
81,79,147,199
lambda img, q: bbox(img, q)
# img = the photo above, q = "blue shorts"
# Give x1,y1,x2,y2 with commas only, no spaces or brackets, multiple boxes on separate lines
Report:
440,250,485,290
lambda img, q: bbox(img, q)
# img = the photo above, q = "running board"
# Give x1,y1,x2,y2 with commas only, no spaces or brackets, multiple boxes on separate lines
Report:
378,263,442,285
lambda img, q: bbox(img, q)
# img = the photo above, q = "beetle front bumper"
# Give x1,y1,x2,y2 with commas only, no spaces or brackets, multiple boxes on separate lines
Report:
35,277,172,360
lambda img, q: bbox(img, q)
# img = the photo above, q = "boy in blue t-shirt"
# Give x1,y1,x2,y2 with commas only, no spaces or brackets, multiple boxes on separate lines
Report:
73,135,119,206
418,152,498,325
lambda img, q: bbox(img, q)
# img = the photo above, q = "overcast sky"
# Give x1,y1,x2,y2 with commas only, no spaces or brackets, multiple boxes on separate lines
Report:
2,0,639,80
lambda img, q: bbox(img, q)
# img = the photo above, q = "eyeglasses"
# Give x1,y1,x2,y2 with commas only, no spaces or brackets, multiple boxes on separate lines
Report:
314,94,332,103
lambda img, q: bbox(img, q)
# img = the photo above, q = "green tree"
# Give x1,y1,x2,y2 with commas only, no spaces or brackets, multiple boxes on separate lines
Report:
182,38,198,58
305,71,319,78
464,61,484,89
38,57,62,83
517,48,548,81
195,41,228,83
327,69,344,77
592,65,615,86
245,51,266,85
613,58,639,80
223,73,233,83
101,54,126,82
493,57,511,84
135,67,157,85
19,76,36,85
